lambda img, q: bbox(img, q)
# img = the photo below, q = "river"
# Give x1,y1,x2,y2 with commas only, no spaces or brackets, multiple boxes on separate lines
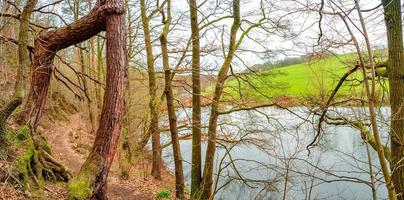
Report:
159,106,390,199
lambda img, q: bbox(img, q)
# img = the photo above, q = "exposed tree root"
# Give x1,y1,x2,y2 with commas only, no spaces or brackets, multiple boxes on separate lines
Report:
14,130,71,186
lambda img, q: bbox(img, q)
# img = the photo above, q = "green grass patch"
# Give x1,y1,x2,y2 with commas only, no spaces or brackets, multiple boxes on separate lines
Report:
219,52,388,102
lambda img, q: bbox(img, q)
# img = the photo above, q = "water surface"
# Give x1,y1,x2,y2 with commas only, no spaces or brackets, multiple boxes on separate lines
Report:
160,107,390,199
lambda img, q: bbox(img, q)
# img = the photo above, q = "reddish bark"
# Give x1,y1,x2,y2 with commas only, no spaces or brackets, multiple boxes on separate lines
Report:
20,0,126,197
20,1,107,127
69,0,127,198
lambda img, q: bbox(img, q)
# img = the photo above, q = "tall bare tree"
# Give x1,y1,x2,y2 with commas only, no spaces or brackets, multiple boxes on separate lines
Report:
353,1,397,198
189,0,202,196
200,0,240,198
71,0,97,134
159,0,185,198
382,0,404,198
140,0,162,180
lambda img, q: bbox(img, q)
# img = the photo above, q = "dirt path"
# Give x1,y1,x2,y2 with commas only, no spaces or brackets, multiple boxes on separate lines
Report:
43,113,152,200
45,114,85,174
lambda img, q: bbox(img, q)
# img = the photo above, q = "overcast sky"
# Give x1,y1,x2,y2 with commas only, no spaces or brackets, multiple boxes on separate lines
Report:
159,0,389,72
27,0,391,72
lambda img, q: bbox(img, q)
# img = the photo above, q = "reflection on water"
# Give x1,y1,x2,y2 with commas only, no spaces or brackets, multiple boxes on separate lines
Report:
159,107,390,199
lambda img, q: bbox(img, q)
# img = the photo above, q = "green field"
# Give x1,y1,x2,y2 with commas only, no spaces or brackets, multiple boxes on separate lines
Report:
221,53,388,102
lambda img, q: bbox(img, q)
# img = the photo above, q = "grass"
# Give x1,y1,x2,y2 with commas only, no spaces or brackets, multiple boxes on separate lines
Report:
220,51,388,102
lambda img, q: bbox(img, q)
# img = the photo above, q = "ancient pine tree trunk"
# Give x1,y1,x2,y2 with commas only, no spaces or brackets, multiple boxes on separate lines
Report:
25,0,109,184
68,0,127,198
20,0,126,195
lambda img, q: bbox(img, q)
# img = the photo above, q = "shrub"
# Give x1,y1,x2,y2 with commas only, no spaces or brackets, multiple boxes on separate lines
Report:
156,189,171,199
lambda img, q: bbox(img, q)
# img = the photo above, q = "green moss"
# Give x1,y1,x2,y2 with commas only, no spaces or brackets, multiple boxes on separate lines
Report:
12,140,34,185
12,125,30,143
352,120,392,163
375,67,388,77
68,156,101,200
68,176,93,200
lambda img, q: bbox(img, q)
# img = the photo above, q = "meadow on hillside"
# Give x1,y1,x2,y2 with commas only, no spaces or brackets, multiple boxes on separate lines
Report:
220,52,389,103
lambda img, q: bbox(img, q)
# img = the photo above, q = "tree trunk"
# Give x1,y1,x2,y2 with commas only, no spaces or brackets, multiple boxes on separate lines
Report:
0,0,37,153
118,69,132,178
140,0,162,180
77,43,96,134
96,36,105,110
72,0,96,134
18,0,126,195
89,38,100,130
200,1,240,198
189,0,202,196
383,0,404,199
339,11,398,199
22,0,109,185
18,1,107,126
68,0,126,198
353,2,397,199
160,1,185,198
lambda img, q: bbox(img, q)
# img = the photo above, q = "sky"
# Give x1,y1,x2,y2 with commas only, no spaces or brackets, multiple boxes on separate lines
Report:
158,0,389,72
22,0,392,72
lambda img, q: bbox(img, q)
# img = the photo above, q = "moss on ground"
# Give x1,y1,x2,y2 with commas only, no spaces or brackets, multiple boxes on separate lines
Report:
68,176,93,200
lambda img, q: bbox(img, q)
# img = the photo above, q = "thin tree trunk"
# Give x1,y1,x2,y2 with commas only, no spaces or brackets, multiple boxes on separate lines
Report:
365,141,378,200
77,43,96,134
140,0,162,180
89,38,100,129
160,0,185,198
118,3,133,174
200,1,240,199
68,0,127,198
119,68,132,178
96,36,105,110
87,0,101,125
340,12,397,199
189,0,202,196
382,0,404,199
73,0,96,134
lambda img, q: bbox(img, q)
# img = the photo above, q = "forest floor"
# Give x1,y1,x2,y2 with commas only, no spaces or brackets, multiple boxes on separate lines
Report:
0,112,178,200
45,112,177,199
